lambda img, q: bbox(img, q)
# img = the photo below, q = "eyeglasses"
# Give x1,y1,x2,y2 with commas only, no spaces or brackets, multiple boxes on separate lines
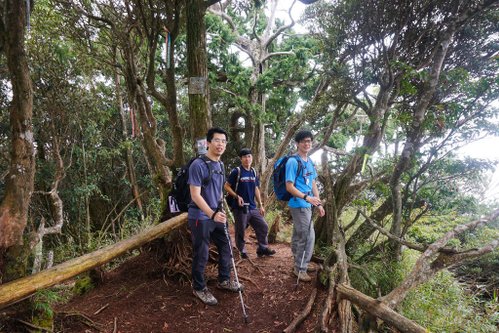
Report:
211,138,227,144
300,139,313,144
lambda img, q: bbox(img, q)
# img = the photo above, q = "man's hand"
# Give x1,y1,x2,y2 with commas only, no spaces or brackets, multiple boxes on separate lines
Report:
317,205,325,217
259,206,265,216
237,195,244,207
212,211,227,223
306,195,322,207
306,196,325,217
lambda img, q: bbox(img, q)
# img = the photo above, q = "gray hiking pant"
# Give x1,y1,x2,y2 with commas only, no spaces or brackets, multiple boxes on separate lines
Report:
290,207,314,272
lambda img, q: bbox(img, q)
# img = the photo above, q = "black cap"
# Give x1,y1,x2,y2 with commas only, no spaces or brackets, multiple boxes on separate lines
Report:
238,148,252,157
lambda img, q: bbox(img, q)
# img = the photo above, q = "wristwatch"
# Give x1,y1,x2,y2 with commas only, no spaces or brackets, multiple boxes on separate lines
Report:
303,194,308,200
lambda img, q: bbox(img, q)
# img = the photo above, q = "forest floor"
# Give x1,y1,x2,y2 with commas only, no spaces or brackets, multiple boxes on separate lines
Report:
53,226,331,333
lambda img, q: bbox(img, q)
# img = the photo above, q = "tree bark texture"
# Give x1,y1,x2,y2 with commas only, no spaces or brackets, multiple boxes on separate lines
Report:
319,267,337,333
120,35,171,202
30,130,65,273
143,2,185,167
186,0,212,143
114,59,144,217
0,214,187,309
0,1,35,253
336,284,427,333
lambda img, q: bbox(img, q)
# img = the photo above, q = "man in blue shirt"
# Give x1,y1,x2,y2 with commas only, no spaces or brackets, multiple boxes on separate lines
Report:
188,127,242,306
224,148,276,259
285,130,325,282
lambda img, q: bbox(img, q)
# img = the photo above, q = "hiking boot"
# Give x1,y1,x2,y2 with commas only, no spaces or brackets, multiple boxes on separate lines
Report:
217,279,244,292
307,263,317,272
240,252,249,259
293,268,312,282
256,247,276,257
193,288,218,306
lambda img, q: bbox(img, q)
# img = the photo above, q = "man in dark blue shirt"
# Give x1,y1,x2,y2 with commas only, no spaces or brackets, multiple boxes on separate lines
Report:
224,148,275,259
188,127,242,306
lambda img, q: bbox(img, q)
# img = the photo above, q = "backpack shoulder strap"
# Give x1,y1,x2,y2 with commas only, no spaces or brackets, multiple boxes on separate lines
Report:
251,167,256,178
198,155,214,186
233,166,241,193
291,155,304,184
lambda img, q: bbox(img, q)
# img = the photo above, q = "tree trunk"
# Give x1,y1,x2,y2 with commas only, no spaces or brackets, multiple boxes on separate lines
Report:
114,60,144,218
388,25,455,259
186,0,212,144
163,60,184,165
251,119,267,174
121,36,171,203
143,6,185,167
80,139,93,249
0,0,35,282
248,63,266,173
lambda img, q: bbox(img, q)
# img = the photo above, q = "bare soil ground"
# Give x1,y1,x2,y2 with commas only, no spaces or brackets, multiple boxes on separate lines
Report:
53,228,329,333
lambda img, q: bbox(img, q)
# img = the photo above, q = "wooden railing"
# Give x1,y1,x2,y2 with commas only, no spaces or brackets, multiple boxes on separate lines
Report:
0,214,187,309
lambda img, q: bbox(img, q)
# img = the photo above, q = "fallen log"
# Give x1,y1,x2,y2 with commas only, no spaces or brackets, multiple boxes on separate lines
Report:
336,284,427,333
0,214,187,309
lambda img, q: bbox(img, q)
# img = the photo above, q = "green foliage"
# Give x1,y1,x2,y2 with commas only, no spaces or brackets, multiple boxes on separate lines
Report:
402,267,497,332
350,251,407,297
350,247,498,332
32,289,62,325
407,212,465,245
73,275,95,295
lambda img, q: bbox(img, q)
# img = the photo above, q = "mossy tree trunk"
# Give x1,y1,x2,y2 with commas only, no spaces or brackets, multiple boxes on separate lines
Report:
186,0,217,144
120,31,172,205
0,0,35,283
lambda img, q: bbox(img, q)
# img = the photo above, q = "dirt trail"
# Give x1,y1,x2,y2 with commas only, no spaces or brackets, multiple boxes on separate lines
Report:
55,228,326,333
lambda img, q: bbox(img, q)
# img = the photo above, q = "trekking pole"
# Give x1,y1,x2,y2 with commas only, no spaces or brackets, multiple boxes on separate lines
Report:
223,220,249,323
294,219,313,290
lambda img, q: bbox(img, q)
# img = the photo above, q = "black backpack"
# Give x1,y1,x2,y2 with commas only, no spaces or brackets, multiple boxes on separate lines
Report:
272,155,304,201
168,155,223,213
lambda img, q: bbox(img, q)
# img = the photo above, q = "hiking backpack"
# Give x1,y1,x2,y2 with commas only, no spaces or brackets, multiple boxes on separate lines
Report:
168,155,223,213
272,155,304,201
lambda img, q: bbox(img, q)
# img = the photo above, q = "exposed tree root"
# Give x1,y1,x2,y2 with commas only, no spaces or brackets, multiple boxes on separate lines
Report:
16,319,53,332
161,226,192,284
319,266,338,333
238,274,261,290
268,214,281,243
58,310,104,331
93,303,109,315
245,257,264,275
282,287,317,333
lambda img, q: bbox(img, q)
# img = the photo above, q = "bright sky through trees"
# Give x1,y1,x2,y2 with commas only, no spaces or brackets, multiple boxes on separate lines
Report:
458,134,499,202
282,1,499,203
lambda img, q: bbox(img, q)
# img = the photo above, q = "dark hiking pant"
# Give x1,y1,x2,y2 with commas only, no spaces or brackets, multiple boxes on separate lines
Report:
232,208,269,254
188,218,231,291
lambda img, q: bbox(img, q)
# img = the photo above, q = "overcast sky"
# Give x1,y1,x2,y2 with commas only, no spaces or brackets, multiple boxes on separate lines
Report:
457,135,499,203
